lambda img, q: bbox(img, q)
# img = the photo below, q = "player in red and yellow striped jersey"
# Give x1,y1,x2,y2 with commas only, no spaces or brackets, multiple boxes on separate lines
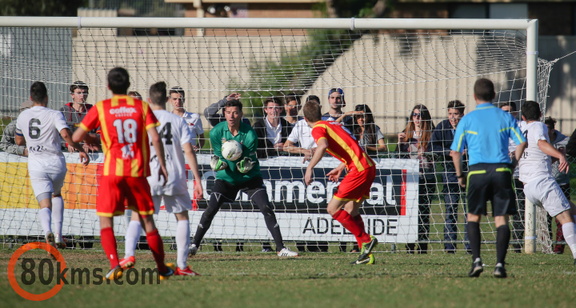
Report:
303,100,378,265
73,67,173,280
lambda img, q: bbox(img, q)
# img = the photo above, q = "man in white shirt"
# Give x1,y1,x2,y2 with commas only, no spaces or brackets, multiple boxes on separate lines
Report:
252,97,293,158
283,95,319,162
15,81,89,249
518,101,576,265
169,86,205,151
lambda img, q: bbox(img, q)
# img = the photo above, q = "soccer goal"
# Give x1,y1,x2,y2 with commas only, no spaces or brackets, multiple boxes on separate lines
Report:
0,17,552,253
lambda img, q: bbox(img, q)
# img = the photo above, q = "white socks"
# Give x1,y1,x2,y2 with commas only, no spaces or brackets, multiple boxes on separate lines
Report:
176,220,190,269
38,208,52,235
52,196,64,237
124,220,142,258
562,221,576,259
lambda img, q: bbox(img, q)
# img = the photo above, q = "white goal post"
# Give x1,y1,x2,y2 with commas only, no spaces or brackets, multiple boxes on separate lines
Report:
0,17,548,253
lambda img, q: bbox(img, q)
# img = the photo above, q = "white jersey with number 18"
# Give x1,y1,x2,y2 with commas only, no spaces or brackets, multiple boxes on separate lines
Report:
15,106,68,174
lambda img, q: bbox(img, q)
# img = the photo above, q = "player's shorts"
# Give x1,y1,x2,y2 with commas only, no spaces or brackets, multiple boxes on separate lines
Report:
524,176,571,217
211,176,267,201
29,169,66,200
96,176,155,217
334,166,376,202
153,194,192,214
467,163,517,216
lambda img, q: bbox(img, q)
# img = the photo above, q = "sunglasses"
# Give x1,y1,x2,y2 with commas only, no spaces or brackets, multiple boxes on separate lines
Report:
412,112,421,118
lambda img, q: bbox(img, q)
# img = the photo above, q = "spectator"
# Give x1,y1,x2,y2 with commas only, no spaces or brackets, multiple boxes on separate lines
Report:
342,104,387,155
323,88,354,134
169,86,205,151
252,97,293,158
565,127,576,158
0,100,33,156
545,116,570,254
398,104,436,254
283,95,319,162
283,94,302,126
60,81,100,152
430,100,470,253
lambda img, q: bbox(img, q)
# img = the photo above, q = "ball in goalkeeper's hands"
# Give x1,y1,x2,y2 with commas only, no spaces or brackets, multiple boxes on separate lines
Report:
221,140,243,161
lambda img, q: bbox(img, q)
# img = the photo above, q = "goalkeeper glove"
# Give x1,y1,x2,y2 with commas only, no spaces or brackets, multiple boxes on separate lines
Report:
210,155,228,171
236,157,255,174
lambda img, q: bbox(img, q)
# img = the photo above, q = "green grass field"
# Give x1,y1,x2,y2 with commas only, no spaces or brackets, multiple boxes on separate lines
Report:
1,244,575,308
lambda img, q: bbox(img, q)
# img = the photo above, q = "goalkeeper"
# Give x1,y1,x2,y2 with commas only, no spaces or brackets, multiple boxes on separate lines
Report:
190,99,298,257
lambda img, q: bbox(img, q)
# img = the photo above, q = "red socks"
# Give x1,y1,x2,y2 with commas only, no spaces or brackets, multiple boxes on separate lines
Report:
332,210,371,245
146,229,168,273
100,227,119,269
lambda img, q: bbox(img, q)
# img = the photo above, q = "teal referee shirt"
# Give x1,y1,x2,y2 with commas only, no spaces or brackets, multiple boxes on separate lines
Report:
450,103,525,166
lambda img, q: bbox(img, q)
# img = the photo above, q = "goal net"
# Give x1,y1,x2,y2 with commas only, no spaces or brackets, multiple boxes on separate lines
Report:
0,17,554,253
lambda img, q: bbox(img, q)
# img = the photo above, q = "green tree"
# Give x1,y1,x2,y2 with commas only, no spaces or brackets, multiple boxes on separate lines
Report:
232,0,389,113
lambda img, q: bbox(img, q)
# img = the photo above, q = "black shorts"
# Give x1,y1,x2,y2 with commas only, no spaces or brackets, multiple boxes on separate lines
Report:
212,177,266,201
466,163,517,216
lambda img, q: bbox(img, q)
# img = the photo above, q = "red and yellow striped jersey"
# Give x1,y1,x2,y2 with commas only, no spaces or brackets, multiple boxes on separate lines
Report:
79,95,159,177
311,121,375,172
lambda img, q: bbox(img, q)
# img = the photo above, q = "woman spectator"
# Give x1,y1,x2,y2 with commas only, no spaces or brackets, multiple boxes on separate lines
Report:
397,104,436,254
346,104,387,155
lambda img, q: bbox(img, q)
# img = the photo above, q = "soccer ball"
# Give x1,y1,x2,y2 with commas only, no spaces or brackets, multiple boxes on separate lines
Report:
221,140,243,161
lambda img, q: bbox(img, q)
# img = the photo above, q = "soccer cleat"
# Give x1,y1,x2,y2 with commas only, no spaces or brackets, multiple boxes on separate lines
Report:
45,232,56,247
277,247,299,257
54,233,66,249
468,258,484,277
175,266,201,276
159,266,175,281
493,263,507,278
357,236,378,262
105,266,123,280
351,253,375,265
189,244,198,256
119,256,136,269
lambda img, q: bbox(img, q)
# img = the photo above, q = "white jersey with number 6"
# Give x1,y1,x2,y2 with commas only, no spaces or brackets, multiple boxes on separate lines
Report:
518,121,552,183
15,106,68,174
147,110,193,196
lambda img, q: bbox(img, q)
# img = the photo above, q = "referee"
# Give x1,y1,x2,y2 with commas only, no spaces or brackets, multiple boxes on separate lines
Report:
450,78,527,278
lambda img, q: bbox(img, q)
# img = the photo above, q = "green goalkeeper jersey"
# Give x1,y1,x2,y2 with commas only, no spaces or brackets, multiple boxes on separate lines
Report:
210,121,261,185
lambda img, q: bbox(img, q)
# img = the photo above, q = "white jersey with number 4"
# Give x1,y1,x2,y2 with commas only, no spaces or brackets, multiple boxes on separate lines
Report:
15,106,68,174
147,110,193,196
518,121,552,183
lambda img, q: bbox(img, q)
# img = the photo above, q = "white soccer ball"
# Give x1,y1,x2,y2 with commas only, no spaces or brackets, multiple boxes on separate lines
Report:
221,140,243,161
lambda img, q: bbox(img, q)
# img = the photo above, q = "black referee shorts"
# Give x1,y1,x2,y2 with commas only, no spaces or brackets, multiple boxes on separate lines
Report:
466,163,517,216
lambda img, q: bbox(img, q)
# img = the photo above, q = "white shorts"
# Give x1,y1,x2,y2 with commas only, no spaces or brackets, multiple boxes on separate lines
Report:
29,169,66,199
153,194,191,214
524,176,571,217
